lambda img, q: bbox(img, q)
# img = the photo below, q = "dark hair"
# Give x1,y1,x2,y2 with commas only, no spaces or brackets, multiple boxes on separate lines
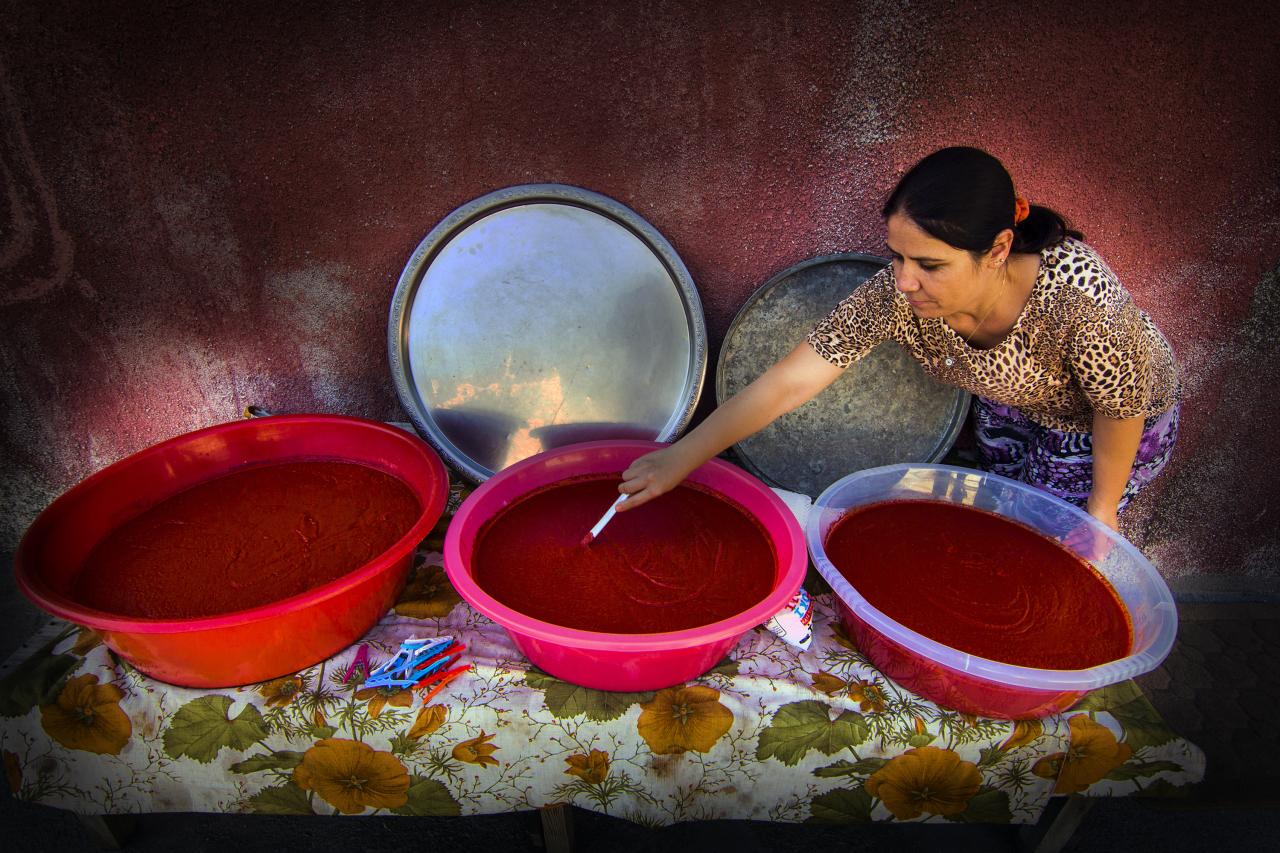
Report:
881,147,1081,256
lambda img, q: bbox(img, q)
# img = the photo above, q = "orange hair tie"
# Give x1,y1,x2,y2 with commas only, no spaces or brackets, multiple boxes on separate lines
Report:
1013,195,1030,225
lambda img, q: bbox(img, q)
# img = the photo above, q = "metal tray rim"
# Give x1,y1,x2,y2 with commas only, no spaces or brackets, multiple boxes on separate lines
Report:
388,183,707,482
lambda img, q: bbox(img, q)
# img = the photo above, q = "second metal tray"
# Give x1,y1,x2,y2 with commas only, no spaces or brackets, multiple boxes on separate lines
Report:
717,253,969,498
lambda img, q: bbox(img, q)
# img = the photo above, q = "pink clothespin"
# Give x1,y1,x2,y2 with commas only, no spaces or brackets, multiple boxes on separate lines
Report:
343,644,371,684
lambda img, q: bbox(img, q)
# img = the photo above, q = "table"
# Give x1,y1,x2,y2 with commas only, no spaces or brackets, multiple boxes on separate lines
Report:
0,549,1204,838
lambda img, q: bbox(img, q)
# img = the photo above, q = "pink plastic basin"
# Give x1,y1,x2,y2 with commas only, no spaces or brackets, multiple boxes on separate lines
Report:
443,440,807,691
15,415,449,688
807,464,1178,719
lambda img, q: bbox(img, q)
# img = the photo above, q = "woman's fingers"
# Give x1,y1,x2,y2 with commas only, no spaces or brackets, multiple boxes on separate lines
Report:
616,475,662,511
614,484,658,512
616,455,667,512
618,464,650,495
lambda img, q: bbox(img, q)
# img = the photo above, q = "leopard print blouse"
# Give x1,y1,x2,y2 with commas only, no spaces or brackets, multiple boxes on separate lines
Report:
806,238,1180,433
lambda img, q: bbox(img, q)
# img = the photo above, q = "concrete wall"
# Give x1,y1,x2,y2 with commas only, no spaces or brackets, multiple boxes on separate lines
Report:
2,1,1277,584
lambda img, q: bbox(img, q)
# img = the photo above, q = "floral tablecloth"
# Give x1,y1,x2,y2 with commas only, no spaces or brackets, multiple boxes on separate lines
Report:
1,546,1204,825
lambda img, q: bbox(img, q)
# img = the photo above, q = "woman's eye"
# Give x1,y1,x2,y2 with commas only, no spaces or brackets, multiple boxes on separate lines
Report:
920,264,940,272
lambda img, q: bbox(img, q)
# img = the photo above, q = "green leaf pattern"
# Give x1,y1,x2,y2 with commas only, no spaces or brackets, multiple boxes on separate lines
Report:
392,776,463,816
0,625,81,717
0,551,1205,823
162,696,269,763
807,786,874,823
524,669,656,722
247,781,314,815
945,787,1013,823
756,700,869,765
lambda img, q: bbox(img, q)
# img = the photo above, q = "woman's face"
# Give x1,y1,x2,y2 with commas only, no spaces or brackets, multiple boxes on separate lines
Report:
885,212,988,319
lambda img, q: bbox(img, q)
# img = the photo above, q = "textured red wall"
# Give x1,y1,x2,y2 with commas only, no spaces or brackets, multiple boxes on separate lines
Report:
2,1,1277,583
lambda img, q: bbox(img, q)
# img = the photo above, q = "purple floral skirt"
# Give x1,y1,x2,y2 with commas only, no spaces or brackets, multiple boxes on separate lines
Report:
972,398,1180,511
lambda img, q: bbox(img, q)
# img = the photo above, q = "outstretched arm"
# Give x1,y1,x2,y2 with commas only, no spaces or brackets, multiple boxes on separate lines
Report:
617,341,844,510
1087,411,1145,530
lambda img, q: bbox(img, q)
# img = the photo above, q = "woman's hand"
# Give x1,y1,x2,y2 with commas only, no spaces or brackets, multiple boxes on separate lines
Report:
616,445,697,511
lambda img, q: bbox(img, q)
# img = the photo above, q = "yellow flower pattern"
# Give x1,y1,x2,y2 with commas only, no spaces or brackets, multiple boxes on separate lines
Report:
1000,719,1044,752
848,679,888,714
257,676,304,708
810,670,887,713
865,747,983,819
637,686,734,755
39,674,132,755
407,704,447,740
1032,714,1133,794
452,731,500,767
293,739,410,814
564,749,610,784
810,671,846,695
354,684,414,719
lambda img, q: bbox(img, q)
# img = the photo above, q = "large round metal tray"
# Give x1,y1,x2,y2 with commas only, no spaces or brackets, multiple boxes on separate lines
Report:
716,253,969,498
389,184,706,482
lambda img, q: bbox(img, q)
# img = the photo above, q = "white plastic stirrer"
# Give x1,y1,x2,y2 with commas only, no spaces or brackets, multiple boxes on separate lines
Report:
579,492,630,546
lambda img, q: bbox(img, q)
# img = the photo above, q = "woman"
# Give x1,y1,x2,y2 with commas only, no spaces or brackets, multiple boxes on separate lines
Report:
618,147,1180,531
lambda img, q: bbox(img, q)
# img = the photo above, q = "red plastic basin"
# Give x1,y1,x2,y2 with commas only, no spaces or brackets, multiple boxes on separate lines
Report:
15,415,449,688
443,440,807,691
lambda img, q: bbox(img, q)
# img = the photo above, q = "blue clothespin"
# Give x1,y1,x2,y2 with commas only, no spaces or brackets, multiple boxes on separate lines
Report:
363,636,455,689
406,641,464,678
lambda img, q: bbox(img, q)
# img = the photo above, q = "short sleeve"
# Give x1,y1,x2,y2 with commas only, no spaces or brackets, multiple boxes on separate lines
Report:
1067,285,1157,420
806,267,900,369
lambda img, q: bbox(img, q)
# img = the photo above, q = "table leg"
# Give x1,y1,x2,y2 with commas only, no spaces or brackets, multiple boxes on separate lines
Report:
76,814,138,849
1016,796,1095,853
539,803,575,853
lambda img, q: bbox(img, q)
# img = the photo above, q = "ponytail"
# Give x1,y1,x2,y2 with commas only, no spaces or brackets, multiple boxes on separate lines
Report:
1011,204,1082,254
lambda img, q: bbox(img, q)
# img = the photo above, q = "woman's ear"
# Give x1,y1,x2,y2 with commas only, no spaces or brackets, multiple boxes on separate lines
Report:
989,228,1014,266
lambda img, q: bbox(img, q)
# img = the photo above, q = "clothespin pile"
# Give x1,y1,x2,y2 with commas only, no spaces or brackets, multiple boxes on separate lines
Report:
355,636,470,702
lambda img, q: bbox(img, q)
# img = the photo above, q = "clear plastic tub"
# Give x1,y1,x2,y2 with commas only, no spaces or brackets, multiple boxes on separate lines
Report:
806,464,1178,719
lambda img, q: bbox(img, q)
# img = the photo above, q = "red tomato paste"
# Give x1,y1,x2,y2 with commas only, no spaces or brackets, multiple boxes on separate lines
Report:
824,500,1130,669
471,476,776,633
73,461,421,619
